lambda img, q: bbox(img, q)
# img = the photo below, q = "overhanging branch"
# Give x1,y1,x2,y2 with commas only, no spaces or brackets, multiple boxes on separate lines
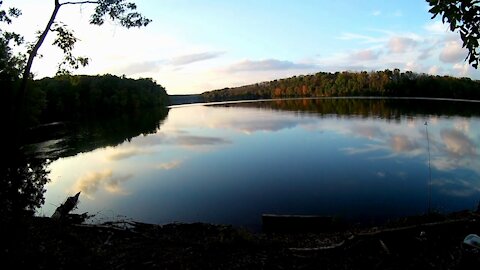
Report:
60,1,99,6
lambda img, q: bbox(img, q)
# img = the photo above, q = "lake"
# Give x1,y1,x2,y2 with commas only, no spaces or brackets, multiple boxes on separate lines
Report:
34,98,480,230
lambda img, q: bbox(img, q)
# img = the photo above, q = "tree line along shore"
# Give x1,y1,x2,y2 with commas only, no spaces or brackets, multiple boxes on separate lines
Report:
201,69,480,102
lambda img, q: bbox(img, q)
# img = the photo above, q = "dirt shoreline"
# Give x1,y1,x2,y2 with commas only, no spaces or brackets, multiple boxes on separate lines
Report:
4,211,480,269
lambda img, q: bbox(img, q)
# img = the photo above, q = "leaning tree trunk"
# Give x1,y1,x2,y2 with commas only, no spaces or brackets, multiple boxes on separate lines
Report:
16,0,61,127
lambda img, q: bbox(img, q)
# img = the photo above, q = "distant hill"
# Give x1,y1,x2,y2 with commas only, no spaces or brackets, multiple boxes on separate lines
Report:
169,94,205,105
201,69,480,102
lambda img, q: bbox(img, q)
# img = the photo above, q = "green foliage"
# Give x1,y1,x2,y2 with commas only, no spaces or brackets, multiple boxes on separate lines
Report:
0,1,21,24
202,70,480,102
0,1,25,79
34,74,169,122
41,0,151,74
90,0,152,28
51,22,89,74
427,0,480,68
0,1,26,125
40,0,151,75
9,0,152,123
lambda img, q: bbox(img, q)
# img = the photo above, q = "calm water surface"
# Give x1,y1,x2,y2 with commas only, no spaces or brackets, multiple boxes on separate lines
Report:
39,99,480,229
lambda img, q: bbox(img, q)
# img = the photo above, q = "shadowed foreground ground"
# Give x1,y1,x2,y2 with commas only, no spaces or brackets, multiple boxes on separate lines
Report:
3,211,480,269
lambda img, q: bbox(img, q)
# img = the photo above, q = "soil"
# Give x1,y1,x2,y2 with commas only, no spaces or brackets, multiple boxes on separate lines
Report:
3,211,480,269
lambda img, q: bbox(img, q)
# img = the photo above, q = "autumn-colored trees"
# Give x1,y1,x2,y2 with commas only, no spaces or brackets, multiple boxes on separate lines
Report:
202,70,480,102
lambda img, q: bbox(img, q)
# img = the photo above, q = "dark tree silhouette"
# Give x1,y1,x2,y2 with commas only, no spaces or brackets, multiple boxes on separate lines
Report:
14,0,151,127
0,154,50,218
427,0,480,68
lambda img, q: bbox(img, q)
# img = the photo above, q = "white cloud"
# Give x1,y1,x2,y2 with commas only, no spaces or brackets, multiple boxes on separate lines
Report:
388,37,417,54
428,65,442,75
424,21,449,34
452,62,476,77
418,46,435,60
349,49,381,61
224,59,317,73
114,60,164,75
439,41,466,63
169,51,225,66
372,10,381,16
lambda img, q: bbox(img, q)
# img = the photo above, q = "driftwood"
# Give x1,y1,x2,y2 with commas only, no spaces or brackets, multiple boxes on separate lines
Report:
289,217,480,252
51,191,88,223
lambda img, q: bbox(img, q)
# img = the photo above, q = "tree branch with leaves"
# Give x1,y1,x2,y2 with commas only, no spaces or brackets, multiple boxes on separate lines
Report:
15,0,151,125
427,0,480,69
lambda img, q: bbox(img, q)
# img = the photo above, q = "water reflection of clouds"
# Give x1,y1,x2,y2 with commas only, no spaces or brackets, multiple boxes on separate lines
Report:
314,117,479,179
72,169,133,198
131,133,231,147
431,158,458,171
169,106,480,201
440,129,477,157
176,135,231,146
337,122,424,158
351,125,384,140
389,135,420,154
169,105,313,134
130,134,165,146
204,114,308,134
454,120,470,133
107,148,153,161
104,174,133,195
428,126,479,174
342,144,386,155
155,160,182,170
432,178,480,198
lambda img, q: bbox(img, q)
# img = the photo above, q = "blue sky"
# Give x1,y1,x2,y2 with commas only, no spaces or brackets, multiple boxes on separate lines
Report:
6,0,479,94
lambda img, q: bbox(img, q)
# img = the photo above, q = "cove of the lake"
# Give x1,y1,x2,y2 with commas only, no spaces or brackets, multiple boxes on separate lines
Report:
33,98,480,230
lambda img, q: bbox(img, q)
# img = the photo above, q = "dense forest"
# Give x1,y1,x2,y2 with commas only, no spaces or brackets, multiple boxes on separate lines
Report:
2,74,170,129
35,74,169,121
202,69,480,102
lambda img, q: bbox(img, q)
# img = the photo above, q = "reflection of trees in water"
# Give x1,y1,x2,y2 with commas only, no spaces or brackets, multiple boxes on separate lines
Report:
228,98,480,119
24,107,170,160
55,107,170,158
0,153,50,218
2,107,170,217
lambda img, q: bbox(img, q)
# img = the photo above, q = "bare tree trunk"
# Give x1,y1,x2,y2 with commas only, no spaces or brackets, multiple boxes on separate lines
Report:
15,0,61,128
